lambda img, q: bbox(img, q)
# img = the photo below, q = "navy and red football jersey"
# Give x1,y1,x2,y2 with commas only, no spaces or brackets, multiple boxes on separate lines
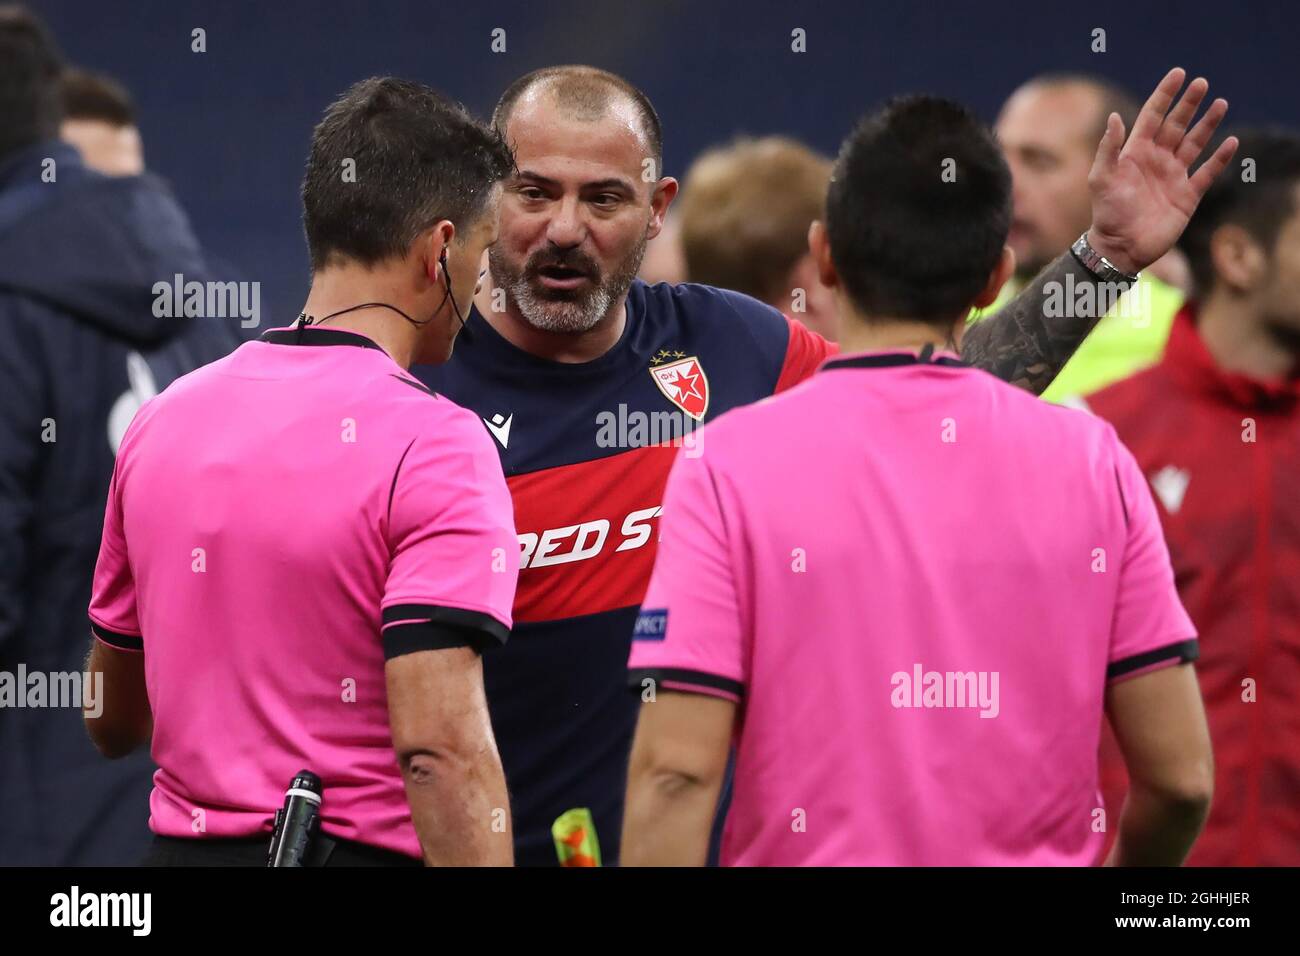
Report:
416,279,831,865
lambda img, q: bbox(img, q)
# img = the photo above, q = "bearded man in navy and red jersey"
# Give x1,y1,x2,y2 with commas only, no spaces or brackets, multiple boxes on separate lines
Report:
1088,128,1300,866
416,65,1236,866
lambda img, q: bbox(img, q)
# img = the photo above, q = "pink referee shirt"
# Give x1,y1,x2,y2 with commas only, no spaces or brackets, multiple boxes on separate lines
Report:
89,326,518,859
629,348,1197,866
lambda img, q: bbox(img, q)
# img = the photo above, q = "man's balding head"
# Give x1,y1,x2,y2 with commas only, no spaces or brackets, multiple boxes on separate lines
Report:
1009,74,1139,143
997,74,1139,278
493,65,662,172
485,66,677,343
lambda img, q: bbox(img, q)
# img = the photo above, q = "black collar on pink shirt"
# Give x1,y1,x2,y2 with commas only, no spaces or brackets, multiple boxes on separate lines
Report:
260,326,386,351
821,343,968,372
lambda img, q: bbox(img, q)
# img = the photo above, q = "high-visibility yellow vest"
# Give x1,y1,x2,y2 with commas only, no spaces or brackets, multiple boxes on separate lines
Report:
968,273,1183,402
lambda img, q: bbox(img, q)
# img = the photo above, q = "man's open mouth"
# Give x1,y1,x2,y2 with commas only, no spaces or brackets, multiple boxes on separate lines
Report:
535,264,594,291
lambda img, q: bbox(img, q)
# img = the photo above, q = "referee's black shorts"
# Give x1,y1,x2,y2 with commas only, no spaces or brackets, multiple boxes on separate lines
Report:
142,834,422,867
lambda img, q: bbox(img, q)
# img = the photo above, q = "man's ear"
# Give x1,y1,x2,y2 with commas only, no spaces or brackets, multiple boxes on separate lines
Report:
422,220,457,282
808,220,839,289
972,245,1016,309
647,177,680,240
1210,224,1267,293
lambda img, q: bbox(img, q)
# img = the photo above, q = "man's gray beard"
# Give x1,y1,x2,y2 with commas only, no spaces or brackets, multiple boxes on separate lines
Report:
510,274,614,334
493,236,646,335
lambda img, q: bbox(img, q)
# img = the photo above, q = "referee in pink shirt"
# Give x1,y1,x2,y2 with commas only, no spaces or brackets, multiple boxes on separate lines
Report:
83,78,518,866
623,82,1236,865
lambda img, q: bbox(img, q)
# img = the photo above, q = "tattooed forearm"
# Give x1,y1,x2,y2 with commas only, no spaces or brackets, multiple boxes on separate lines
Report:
961,252,1132,395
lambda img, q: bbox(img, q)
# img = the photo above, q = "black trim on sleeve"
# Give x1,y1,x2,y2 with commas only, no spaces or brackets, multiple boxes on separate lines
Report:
1107,639,1199,681
90,621,143,652
628,667,744,699
381,605,509,660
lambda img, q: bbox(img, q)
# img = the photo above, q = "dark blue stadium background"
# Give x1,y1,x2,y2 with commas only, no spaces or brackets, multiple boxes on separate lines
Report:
37,0,1300,324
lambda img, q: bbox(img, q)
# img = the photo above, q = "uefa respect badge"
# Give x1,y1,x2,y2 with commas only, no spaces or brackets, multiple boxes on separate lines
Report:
552,807,602,867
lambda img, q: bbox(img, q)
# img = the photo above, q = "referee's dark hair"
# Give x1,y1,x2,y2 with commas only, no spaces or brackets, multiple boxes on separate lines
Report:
826,95,1012,324
0,4,64,160
302,77,514,271
1178,127,1300,298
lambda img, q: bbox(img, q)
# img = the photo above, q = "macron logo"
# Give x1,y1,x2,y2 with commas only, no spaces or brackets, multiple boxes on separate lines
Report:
484,413,512,450
1150,464,1190,514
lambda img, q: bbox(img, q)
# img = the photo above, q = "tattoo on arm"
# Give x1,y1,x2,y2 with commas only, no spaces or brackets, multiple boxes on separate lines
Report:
962,253,1130,395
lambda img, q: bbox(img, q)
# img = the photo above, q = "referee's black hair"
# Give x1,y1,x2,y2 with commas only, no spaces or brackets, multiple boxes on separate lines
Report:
302,77,514,271
826,95,1012,324
0,4,64,161
493,65,663,174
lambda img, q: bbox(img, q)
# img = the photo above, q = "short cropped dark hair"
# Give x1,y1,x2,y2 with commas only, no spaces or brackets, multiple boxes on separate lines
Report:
1179,128,1300,297
826,95,1012,323
302,77,514,271
62,68,136,127
493,65,663,170
0,4,64,160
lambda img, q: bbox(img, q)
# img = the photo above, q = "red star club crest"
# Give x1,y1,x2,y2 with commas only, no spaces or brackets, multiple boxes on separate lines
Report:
649,353,709,421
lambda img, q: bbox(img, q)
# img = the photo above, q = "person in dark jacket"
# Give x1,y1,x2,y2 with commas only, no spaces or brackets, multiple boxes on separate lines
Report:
0,4,245,865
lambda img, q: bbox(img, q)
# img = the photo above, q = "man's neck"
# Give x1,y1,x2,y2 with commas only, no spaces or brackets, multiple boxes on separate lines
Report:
300,267,423,369
474,280,628,364
836,312,957,357
1197,291,1299,382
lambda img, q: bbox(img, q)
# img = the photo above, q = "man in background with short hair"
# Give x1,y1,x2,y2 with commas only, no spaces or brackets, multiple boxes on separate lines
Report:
60,67,143,176
986,72,1191,401
678,136,838,340
1089,128,1300,866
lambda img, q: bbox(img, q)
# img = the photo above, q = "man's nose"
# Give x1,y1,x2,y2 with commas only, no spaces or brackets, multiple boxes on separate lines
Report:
545,196,587,248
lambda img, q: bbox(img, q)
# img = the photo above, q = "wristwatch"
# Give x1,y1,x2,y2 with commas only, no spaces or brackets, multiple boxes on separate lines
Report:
1070,232,1140,284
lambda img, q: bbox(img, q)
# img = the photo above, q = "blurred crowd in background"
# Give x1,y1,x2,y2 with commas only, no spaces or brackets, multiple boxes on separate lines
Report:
1,2,1296,866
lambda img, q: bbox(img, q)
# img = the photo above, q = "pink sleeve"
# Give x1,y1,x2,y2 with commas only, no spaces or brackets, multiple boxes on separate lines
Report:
627,449,746,701
1106,438,1197,683
88,455,143,652
382,412,519,658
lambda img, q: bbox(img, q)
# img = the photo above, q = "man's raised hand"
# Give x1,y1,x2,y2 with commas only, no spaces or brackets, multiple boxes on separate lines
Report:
1087,67,1238,275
